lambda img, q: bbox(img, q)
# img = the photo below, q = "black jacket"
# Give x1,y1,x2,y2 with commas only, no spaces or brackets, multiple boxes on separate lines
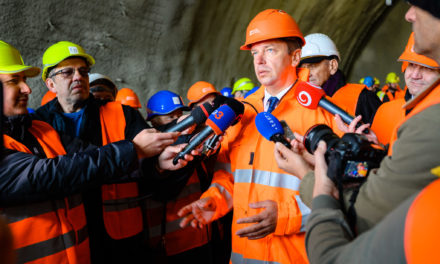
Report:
0,114,139,206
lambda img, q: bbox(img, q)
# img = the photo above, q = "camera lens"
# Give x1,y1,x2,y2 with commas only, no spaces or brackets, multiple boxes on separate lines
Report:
303,124,340,154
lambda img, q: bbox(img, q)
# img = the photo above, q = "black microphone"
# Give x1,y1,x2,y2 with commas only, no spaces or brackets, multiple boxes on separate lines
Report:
202,98,245,155
173,104,237,165
165,102,214,132
295,81,368,132
212,94,228,109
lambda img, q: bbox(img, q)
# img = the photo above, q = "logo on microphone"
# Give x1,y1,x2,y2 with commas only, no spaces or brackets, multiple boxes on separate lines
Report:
215,111,224,119
297,91,312,107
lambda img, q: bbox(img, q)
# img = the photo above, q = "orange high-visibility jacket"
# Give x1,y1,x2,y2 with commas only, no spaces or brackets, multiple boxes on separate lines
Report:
404,178,440,264
330,83,365,117
381,85,406,102
371,98,406,146
146,167,211,256
3,120,90,264
201,68,335,264
389,83,440,156
99,102,143,239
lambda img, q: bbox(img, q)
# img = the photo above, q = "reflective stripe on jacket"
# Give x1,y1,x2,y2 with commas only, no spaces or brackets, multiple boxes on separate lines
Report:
371,98,406,147
146,170,211,256
3,120,90,264
202,68,335,264
99,102,143,239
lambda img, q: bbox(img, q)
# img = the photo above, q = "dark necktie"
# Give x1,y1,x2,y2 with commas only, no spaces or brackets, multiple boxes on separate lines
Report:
267,96,279,113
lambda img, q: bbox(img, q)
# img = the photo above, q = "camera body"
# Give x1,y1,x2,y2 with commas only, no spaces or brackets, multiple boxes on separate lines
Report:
304,124,386,185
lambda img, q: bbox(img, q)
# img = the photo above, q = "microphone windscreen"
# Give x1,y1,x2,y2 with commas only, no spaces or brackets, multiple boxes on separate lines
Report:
205,104,236,135
212,94,228,109
294,81,326,110
225,98,244,125
255,112,285,141
191,102,215,124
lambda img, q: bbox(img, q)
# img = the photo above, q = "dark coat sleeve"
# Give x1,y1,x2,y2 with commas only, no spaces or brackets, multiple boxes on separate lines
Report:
355,89,382,124
0,140,139,206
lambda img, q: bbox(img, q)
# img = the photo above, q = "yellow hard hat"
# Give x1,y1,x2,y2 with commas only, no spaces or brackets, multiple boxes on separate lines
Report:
385,72,400,84
232,77,254,94
359,78,365,84
42,41,95,81
0,41,40,77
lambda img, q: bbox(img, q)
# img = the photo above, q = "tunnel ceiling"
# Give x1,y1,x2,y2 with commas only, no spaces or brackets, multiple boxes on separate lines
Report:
1,0,402,114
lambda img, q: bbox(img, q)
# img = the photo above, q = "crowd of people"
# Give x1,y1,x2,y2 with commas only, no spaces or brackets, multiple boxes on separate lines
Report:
0,0,440,263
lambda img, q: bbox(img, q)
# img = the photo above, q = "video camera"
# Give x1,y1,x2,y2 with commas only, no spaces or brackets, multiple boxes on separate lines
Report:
303,124,386,186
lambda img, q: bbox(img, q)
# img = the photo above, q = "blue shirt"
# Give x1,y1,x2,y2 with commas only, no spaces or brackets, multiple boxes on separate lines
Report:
62,108,85,137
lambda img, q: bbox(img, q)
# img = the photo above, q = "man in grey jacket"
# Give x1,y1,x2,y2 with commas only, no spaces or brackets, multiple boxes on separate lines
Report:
275,0,440,263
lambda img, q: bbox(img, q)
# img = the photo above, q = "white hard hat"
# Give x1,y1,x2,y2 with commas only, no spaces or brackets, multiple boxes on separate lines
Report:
89,73,115,87
301,33,340,61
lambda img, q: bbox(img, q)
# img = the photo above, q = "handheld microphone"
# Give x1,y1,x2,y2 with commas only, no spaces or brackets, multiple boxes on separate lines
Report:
295,81,368,132
165,102,214,132
173,104,237,164
202,98,245,155
255,112,291,148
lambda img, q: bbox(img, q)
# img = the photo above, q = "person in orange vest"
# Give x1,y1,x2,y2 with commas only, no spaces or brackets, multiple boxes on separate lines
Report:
186,81,220,108
144,90,224,263
274,0,440,242
33,41,185,263
299,33,382,125
380,72,406,102
0,41,189,264
178,9,337,264
115,87,142,110
89,73,118,102
371,32,440,146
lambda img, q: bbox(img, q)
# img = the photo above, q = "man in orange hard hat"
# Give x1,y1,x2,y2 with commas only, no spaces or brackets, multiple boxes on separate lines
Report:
179,9,336,264
186,81,220,108
371,32,440,145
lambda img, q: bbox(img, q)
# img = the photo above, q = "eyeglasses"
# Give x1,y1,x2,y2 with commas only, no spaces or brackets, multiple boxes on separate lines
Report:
49,67,90,79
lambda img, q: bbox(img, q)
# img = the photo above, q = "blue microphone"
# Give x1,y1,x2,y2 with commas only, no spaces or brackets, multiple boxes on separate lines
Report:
255,112,291,148
173,104,236,164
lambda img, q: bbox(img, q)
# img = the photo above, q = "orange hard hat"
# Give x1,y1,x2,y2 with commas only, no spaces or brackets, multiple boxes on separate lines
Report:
186,81,219,107
41,90,56,106
115,88,141,109
240,9,305,50
398,32,439,72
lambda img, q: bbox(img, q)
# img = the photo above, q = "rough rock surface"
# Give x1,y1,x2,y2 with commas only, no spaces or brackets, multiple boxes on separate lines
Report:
1,0,410,116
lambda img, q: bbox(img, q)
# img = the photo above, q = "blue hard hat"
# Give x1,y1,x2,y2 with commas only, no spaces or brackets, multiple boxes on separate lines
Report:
146,90,190,120
244,86,259,98
27,108,35,114
363,76,374,88
220,87,233,98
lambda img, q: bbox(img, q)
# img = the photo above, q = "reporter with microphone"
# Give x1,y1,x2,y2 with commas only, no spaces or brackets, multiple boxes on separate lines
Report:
178,9,338,264
144,92,235,263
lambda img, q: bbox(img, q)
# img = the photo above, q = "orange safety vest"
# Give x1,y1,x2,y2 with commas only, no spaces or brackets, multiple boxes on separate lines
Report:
2,120,90,264
99,102,143,240
202,67,335,264
389,83,440,155
370,98,406,146
381,85,406,102
404,177,440,264
330,83,366,117
146,166,211,256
